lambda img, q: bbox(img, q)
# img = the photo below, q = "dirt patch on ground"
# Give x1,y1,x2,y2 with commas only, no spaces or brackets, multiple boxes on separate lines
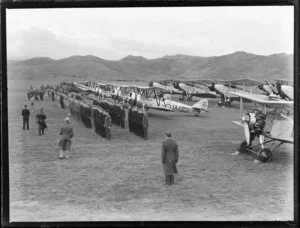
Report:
8,80,293,221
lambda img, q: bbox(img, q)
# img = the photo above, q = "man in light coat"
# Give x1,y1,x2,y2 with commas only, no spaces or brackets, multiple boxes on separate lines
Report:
58,117,74,159
161,131,179,185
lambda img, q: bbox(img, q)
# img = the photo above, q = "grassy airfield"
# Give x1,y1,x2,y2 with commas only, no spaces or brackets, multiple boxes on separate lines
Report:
8,80,293,221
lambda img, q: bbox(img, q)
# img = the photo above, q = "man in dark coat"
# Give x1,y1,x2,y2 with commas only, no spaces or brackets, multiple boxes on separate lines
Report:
142,109,149,140
104,113,112,140
39,91,44,100
161,131,179,185
36,108,47,136
21,105,30,130
52,91,55,102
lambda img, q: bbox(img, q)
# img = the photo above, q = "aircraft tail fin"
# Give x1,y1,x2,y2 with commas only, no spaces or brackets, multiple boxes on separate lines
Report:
192,99,208,112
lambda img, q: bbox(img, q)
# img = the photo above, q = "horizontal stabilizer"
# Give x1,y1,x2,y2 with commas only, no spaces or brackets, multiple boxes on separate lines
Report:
192,99,208,112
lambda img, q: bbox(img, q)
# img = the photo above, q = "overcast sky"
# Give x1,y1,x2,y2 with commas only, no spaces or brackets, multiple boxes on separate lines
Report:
7,6,293,60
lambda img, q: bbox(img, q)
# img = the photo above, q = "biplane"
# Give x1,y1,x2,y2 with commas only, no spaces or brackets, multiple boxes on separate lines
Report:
274,79,294,101
118,85,209,116
257,79,294,101
148,81,183,95
207,78,261,107
172,80,219,101
229,90,293,162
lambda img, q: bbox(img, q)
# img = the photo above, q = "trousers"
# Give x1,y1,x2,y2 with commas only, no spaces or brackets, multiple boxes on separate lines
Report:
23,118,29,130
165,175,174,185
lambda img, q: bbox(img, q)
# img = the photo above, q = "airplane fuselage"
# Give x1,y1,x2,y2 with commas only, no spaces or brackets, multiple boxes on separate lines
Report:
140,98,192,113
179,83,217,97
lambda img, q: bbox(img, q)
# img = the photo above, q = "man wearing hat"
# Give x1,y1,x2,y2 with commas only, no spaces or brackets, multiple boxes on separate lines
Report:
58,117,74,159
161,131,179,185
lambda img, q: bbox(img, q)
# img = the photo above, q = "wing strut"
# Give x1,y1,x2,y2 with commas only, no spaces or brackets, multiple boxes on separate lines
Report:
240,96,243,119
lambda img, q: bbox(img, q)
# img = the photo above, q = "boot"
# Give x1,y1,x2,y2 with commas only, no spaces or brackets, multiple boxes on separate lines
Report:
65,150,70,159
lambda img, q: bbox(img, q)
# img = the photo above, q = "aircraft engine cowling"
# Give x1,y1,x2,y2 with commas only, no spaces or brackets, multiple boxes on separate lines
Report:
241,109,266,145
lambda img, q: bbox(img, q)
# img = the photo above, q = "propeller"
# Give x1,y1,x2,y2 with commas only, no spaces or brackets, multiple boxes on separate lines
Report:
241,114,251,145
243,121,250,145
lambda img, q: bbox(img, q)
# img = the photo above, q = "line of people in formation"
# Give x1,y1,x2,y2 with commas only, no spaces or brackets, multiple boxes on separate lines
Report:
93,107,112,139
50,89,149,140
128,105,148,140
93,100,126,128
54,90,112,140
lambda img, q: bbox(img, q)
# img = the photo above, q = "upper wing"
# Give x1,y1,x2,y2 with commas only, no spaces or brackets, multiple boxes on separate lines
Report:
215,78,261,87
138,85,178,94
229,91,294,108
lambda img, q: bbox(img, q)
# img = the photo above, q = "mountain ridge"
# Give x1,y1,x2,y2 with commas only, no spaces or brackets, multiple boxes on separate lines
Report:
8,51,293,83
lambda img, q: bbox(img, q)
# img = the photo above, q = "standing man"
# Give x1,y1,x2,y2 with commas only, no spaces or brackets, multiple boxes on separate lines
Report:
104,113,112,140
36,108,47,136
39,91,44,101
51,91,55,102
58,117,74,159
142,109,149,140
21,105,30,130
30,95,35,108
161,131,179,185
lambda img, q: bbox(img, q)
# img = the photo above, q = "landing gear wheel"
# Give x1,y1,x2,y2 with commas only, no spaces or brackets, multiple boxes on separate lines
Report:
224,101,231,108
187,96,192,102
217,101,224,107
238,141,248,153
257,148,272,163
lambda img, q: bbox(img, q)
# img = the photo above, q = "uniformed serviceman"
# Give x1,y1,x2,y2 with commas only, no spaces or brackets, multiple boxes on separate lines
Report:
121,104,125,128
51,91,55,102
137,107,143,137
142,109,149,140
104,112,112,140
161,131,179,185
36,108,47,136
39,91,44,100
21,105,30,130
128,107,132,132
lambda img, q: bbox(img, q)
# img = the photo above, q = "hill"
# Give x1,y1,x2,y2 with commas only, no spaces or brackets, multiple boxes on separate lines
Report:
7,51,293,83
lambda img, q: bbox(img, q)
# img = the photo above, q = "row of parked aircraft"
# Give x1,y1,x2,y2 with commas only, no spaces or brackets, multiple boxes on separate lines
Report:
149,78,294,106
74,81,209,116
70,78,293,163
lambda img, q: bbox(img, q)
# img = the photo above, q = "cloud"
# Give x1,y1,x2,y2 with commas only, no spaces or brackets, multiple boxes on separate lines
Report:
7,27,79,60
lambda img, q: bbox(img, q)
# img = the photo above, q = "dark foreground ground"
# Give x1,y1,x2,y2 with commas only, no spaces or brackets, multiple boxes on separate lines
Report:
8,80,293,221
